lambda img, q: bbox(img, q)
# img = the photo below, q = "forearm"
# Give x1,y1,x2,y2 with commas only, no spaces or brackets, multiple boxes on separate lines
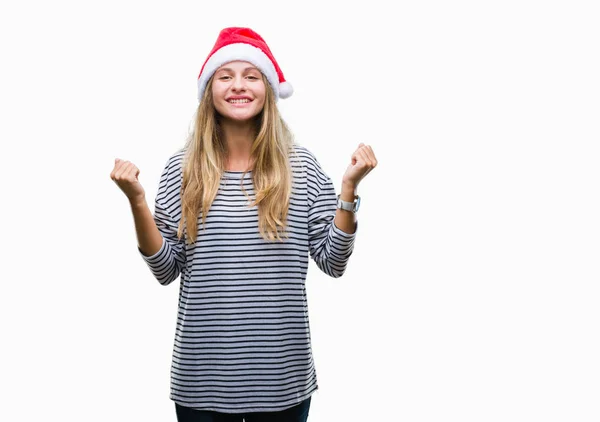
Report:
334,182,357,234
130,198,164,257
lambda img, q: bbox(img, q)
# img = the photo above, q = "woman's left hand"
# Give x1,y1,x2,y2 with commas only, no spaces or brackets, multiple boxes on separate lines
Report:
342,143,377,190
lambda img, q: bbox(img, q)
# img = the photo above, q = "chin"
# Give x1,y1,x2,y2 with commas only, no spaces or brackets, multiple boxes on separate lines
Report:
226,111,261,122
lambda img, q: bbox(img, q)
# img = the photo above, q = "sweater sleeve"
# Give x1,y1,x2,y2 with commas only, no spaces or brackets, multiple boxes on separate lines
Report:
306,154,357,278
138,154,187,286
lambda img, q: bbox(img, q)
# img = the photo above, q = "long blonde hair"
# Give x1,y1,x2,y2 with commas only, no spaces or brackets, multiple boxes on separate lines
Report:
176,75,294,244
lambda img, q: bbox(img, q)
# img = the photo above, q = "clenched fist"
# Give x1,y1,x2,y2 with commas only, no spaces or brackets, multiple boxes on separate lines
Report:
342,143,377,190
110,158,146,204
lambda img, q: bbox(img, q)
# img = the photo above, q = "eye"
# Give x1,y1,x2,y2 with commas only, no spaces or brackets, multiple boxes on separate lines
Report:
246,75,259,80
219,75,231,80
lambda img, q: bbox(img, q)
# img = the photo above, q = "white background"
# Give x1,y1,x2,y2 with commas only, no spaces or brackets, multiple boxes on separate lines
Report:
1,0,599,421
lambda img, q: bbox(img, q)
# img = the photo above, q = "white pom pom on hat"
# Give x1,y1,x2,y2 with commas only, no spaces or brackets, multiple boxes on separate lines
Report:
197,27,293,102
278,81,293,99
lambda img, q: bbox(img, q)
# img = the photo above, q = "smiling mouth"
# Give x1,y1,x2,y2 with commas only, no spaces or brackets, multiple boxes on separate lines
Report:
227,99,252,104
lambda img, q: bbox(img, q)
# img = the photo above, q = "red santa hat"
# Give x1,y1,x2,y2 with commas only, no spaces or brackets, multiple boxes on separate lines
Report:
197,27,293,102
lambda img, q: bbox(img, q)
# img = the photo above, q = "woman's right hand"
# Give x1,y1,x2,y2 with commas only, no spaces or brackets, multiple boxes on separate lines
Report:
110,158,146,204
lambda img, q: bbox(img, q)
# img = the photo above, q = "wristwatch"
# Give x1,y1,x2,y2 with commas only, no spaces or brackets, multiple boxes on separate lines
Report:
337,194,361,213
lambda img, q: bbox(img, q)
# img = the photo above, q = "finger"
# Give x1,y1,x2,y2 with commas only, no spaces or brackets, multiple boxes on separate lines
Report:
358,144,377,166
113,159,129,173
357,149,374,168
113,158,126,171
125,163,140,181
114,161,134,180
112,161,129,180
120,163,137,181
362,146,378,167
111,158,121,179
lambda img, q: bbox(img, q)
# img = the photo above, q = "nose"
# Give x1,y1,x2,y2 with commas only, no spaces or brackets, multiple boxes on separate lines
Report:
231,75,246,92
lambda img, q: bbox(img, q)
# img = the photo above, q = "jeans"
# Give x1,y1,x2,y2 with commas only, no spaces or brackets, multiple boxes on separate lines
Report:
175,397,311,422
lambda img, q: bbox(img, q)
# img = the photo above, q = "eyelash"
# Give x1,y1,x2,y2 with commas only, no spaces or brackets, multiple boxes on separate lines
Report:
219,76,260,80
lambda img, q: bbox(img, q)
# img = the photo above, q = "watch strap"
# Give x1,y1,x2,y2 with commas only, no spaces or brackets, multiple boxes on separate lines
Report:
337,194,360,212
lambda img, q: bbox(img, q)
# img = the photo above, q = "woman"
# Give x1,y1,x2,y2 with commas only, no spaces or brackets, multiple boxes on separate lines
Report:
111,27,377,422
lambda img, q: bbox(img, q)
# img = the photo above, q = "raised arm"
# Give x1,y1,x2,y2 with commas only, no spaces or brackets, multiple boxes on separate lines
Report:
111,158,164,256
111,156,186,286
306,144,377,278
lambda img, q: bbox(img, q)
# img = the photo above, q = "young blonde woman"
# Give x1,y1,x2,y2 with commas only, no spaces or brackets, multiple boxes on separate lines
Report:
110,27,377,422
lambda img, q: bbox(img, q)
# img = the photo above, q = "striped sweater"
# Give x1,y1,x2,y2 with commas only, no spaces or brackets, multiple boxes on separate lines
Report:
139,144,357,413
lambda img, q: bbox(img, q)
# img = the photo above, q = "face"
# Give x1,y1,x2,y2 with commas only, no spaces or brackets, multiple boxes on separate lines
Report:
211,61,266,122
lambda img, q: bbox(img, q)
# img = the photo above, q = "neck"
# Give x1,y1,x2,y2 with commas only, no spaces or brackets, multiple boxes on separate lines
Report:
220,119,256,171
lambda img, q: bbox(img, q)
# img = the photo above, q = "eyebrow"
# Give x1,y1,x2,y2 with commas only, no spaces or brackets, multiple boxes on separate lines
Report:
216,67,260,73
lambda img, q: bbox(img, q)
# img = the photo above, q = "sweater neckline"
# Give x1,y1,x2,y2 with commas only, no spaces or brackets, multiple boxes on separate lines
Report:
222,170,252,179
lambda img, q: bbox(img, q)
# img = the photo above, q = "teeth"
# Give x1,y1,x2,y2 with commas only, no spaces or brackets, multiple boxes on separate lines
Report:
228,99,250,103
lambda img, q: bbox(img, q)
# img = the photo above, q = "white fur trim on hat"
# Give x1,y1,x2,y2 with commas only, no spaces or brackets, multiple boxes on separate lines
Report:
197,43,281,102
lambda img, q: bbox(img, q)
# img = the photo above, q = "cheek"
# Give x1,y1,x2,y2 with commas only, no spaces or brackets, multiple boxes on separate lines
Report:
257,83,267,97
211,82,225,97
254,85,267,103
